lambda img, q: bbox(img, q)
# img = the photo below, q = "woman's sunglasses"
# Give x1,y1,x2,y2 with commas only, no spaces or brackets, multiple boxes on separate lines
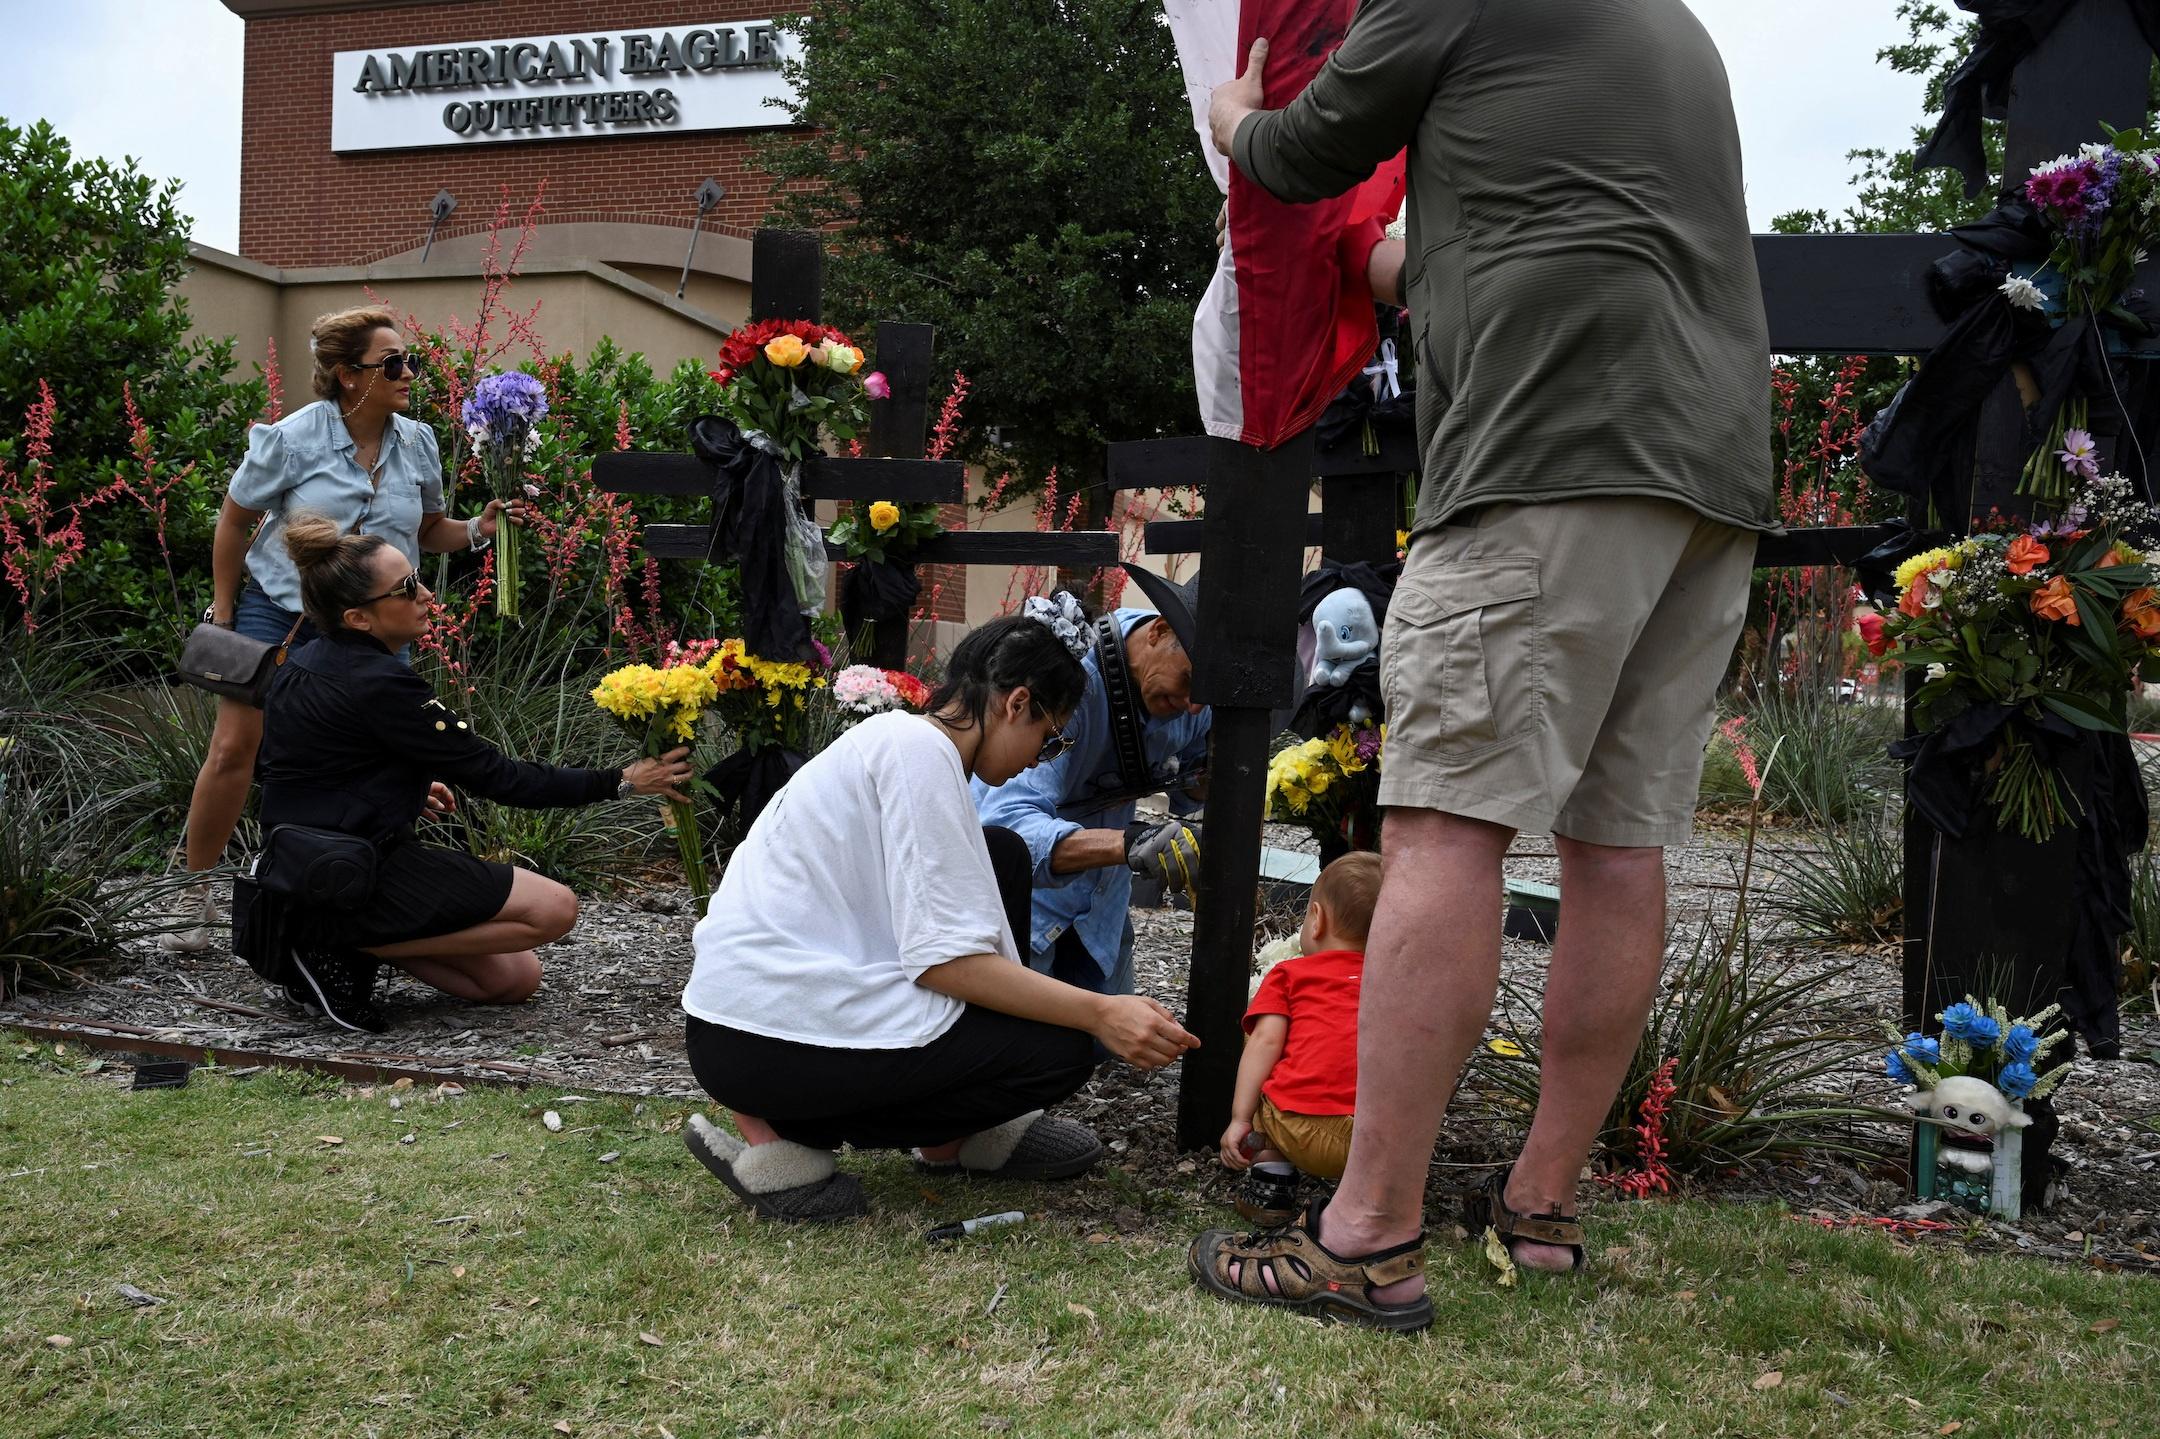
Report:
1036,729,1074,765
351,353,427,381
362,571,423,606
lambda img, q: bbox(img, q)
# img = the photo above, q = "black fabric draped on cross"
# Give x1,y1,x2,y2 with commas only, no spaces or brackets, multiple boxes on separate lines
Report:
1315,305,1416,455
704,744,810,836
1916,0,2160,199
840,558,922,631
1857,197,2160,514
688,414,815,663
1889,708,2145,1056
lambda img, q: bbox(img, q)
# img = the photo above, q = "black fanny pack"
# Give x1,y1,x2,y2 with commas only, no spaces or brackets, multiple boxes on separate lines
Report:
252,824,380,909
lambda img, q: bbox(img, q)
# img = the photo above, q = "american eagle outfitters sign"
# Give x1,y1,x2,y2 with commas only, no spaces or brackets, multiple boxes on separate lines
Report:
329,25,800,152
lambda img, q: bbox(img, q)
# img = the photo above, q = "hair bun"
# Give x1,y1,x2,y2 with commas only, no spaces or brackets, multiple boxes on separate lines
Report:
1022,591,1092,660
281,511,349,572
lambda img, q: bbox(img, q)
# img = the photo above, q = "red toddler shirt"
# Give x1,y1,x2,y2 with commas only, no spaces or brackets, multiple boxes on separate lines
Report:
1243,948,1363,1116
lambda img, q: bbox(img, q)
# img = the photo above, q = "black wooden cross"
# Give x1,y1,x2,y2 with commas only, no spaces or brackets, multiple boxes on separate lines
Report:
593,230,1120,644
1119,0,2160,1151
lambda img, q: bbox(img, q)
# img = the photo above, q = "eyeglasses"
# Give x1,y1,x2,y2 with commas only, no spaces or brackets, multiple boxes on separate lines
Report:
350,353,427,381
361,571,423,606
1036,730,1074,765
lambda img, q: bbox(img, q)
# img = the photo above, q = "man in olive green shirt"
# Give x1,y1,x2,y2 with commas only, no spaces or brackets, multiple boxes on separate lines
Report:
1186,4,1776,1330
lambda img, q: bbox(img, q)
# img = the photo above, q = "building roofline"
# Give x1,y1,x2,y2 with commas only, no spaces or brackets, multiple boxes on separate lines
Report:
184,242,734,334
220,0,441,17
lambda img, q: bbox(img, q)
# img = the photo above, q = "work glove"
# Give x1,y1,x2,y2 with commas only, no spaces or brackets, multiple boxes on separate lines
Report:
1126,818,1202,898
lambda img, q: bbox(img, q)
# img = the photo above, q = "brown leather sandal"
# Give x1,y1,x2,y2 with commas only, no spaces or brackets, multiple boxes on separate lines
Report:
1462,1168,1585,1272
1187,1198,1432,1333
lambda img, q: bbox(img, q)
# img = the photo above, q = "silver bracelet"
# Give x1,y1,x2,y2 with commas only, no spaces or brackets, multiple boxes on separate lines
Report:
467,514,492,552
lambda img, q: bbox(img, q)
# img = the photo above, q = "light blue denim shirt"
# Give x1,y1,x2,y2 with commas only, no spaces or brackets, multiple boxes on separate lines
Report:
228,400,445,613
973,609,1211,977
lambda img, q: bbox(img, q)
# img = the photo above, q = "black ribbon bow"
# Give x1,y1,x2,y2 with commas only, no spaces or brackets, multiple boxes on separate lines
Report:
688,414,815,664
704,745,810,835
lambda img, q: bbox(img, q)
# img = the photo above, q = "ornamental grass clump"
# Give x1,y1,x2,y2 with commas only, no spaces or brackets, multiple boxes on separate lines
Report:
0,759,178,999
1476,742,1884,1178
1758,797,1904,948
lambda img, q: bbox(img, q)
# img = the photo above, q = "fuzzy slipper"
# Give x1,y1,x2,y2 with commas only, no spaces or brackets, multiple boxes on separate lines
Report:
684,1114,866,1223
916,1111,1105,1181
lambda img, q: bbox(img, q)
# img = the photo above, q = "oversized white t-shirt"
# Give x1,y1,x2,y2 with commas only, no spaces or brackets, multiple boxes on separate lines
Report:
681,711,1019,1048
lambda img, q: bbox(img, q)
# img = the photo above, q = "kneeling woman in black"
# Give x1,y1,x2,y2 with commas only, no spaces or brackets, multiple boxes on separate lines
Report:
679,608,1200,1221
250,514,693,1031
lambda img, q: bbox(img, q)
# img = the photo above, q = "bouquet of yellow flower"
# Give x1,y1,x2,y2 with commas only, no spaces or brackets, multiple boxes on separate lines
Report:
827,497,942,566
1266,722,1384,856
698,636,832,835
592,644,722,900
706,637,828,755
1883,472,2160,840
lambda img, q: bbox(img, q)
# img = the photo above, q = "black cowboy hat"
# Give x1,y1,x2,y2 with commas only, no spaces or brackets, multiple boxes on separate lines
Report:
1119,563,1200,656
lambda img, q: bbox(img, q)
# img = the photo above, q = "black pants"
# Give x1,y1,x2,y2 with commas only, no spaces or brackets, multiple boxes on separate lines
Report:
682,825,1095,1150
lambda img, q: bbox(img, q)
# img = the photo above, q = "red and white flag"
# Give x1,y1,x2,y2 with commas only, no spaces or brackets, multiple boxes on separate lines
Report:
1167,0,1405,449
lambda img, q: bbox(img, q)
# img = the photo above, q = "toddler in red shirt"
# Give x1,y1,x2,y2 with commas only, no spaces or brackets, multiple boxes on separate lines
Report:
1220,851,1381,1226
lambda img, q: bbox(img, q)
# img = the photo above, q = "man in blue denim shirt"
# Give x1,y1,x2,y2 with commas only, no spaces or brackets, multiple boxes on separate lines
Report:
974,569,1210,996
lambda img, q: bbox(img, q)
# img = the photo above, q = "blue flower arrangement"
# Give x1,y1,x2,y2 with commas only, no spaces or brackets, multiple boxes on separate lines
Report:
461,370,551,620
1880,995,2069,1107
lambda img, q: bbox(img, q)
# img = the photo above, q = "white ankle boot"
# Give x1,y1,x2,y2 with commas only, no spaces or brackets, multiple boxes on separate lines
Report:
157,881,219,954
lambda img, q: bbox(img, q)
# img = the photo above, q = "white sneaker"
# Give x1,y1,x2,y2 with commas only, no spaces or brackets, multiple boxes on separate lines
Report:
157,881,219,954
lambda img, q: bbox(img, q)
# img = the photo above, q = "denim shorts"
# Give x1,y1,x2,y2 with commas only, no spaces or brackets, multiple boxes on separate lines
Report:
232,584,317,647
233,584,410,663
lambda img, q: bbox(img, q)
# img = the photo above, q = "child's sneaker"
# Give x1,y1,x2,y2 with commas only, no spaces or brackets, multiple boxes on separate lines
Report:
1234,1167,1300,1228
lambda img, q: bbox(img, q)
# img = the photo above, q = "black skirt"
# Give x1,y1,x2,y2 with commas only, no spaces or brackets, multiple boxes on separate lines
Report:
339,836,515,949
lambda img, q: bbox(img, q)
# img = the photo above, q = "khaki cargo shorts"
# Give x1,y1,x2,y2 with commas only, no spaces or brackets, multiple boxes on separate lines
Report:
1377,496,1755,848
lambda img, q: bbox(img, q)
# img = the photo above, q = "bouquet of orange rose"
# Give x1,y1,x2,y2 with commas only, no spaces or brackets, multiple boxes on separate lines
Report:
711,318,878,463
1883,473,2160,840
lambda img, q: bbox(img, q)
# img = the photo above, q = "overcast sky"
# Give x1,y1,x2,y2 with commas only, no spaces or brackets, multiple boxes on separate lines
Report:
4,0,1933,254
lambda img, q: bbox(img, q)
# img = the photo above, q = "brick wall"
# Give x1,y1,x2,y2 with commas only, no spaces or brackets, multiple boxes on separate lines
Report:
238,0,805,267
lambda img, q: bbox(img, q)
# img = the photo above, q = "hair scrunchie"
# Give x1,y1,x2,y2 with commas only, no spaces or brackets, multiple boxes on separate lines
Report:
1022,591,1092,661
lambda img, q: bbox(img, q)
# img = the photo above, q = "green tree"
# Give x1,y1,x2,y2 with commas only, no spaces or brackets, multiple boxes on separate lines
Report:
1770,3,1992,238
0,118,265,641
760,0,1221,505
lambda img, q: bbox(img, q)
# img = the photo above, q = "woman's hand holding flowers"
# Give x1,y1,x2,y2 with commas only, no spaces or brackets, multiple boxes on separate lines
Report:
622,746,696,803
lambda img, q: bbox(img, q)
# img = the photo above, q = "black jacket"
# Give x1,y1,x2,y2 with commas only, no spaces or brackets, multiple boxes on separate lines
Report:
257,629,618,843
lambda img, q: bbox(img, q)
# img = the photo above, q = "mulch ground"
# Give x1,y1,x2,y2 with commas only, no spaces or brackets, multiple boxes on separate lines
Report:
6,825,2157,1271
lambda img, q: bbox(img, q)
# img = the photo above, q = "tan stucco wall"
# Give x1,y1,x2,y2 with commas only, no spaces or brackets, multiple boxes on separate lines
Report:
177,243,742,388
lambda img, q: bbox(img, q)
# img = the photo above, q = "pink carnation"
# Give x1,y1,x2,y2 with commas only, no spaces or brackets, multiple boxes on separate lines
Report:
834,664,903,714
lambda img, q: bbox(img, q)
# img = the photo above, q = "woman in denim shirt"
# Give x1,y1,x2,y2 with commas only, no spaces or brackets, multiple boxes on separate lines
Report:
165,306,519,952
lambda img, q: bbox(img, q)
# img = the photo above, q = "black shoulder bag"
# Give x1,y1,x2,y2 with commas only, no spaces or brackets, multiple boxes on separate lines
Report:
175,612,305,708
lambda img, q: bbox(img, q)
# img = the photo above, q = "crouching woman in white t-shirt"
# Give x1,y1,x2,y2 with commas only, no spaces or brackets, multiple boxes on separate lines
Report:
678,606,1201,1221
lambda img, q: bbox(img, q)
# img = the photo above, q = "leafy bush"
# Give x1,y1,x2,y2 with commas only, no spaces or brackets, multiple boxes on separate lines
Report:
0,118,265,646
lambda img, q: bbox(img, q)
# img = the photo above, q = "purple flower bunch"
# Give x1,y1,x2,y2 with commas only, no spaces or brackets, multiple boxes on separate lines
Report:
462,370,550,448
2026,150,2117,236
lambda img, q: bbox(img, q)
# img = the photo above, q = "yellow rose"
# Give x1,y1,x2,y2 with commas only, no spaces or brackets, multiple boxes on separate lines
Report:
765,334,809,367
869,501,902,532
